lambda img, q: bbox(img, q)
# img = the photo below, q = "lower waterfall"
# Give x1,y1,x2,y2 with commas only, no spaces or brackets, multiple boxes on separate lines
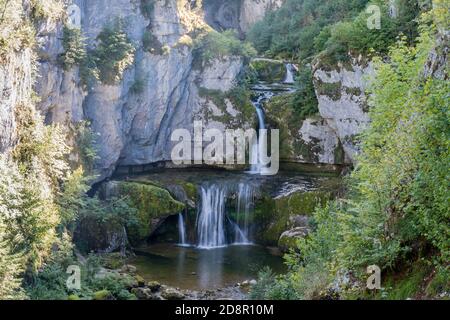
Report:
178,213,188,246
196,182,255,249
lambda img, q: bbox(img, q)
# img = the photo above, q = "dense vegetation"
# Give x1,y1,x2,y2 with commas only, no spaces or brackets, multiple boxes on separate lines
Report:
251,5,449,300
247,0,423,120
248,0,421,63
0,2,141,300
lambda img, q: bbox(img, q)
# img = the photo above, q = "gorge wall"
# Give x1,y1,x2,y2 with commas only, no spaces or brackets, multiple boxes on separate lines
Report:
34,0,264,181
1,0,373,182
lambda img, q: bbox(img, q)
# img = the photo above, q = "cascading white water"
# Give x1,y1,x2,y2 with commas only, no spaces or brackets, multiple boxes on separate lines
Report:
249,92,272,174
196,182,255,249
284,63,295,84
233,183,254,244
196,185,227,248
178,213,188,246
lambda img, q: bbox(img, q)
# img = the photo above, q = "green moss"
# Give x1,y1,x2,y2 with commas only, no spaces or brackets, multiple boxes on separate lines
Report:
250,59,286,82
426,267,450,298
176,181,198,203
67,294,80,300
101,253,125,270
315,80,342,101
278,234,300,252
198,87,255,129
333,140,345,164
254,190,331,245
265,93,321,163
93,290,112,300
116,181,185,245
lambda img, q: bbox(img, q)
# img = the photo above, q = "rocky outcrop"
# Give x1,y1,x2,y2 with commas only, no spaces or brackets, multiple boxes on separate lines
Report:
104,180,185,246
203,0,283,35
312,57,374,163
254,190,331,245
240,0,283,33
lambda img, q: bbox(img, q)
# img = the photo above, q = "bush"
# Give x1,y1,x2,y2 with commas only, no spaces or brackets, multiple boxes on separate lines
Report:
291,66,319,119
253,13,449,299
194,30,256,65
92,22,135,85
142,29,164,54
59,26,87,70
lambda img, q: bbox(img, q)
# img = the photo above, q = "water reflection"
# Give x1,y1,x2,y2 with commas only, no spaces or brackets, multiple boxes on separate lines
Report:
198,248,224,289
131,244,285,290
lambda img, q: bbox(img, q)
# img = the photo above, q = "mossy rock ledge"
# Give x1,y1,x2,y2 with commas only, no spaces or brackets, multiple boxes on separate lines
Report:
108,181,185,246
250,58,287,83
253,190,331,246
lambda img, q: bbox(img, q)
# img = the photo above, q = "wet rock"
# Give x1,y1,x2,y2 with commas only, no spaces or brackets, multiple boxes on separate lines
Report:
121,264,137,274
93,290,113,300
134,275,146,287
161,288,185,300
131,288,154,300
278,227,310,252
147,281,162,292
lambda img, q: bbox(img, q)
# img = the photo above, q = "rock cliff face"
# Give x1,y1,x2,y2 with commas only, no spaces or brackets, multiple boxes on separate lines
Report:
312,57,373,163
34,0,260,180
203,0,283,35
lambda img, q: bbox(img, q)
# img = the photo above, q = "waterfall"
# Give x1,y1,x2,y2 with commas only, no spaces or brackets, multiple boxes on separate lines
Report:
284,63,295,84
196,182,255,249
196,184,227,248
249,92,271,174
178,213,188,246
233,183,254,244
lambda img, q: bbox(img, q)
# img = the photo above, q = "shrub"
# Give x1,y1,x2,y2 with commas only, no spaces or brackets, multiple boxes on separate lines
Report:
92,22,135,85
59,26,87,70
142,29,164,54
194,30,256,65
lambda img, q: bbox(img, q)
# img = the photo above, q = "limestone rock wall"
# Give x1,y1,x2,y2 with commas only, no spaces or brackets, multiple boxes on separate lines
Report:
34,0,254,180
311,57,374,163
203,0,283,35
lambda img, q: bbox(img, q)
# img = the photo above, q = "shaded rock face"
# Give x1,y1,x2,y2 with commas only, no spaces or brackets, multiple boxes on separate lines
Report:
312,58,374,163
203,0,283,35
35,0,254,181
0,50,33,153
298,117,343,164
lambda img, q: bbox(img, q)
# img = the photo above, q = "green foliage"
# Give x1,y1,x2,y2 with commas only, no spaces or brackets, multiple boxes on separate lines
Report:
253,16,449,300
0,218,25,299
26,249,137,300
194,30,256,65
316,0,421,64
59,26,87,70
79,21,135,87
142,29,164,54
249,267,297,300
291,66,319,119
73,121,98,173
247,0,370,61
91,22,135,85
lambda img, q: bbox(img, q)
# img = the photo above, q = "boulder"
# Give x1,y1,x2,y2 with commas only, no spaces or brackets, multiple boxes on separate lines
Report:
278,227,310,252
161,288,185,300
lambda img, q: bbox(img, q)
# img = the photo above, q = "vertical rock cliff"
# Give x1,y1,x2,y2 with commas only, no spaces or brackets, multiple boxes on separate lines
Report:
33,0,279,180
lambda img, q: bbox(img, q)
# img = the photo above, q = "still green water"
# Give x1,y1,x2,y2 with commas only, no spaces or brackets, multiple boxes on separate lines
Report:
130,244,286,290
